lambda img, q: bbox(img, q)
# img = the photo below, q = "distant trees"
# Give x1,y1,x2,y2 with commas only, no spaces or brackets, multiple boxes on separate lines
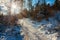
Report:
54,0,60,10
29,0,51,21
28,0,32,11
0,14,3,24
29,0,59,21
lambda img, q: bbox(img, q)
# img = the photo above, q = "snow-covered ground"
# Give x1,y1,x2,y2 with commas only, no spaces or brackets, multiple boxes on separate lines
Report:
0,24,23,40
17,15,60,40
0,13,60,40
0,11,60,40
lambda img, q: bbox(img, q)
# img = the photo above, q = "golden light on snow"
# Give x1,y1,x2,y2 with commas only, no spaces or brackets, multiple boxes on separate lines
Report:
0,0,10,3
11,3,17,9
0,0,23,16
11,2,21,15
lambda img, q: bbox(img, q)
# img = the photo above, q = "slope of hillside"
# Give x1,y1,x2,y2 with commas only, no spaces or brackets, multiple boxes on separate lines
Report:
18,16,60,40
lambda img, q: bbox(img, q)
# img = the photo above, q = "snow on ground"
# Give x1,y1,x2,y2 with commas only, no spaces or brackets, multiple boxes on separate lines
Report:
0,11,60,40
0,14,60,40
0,24,24,40
17,16,60,40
